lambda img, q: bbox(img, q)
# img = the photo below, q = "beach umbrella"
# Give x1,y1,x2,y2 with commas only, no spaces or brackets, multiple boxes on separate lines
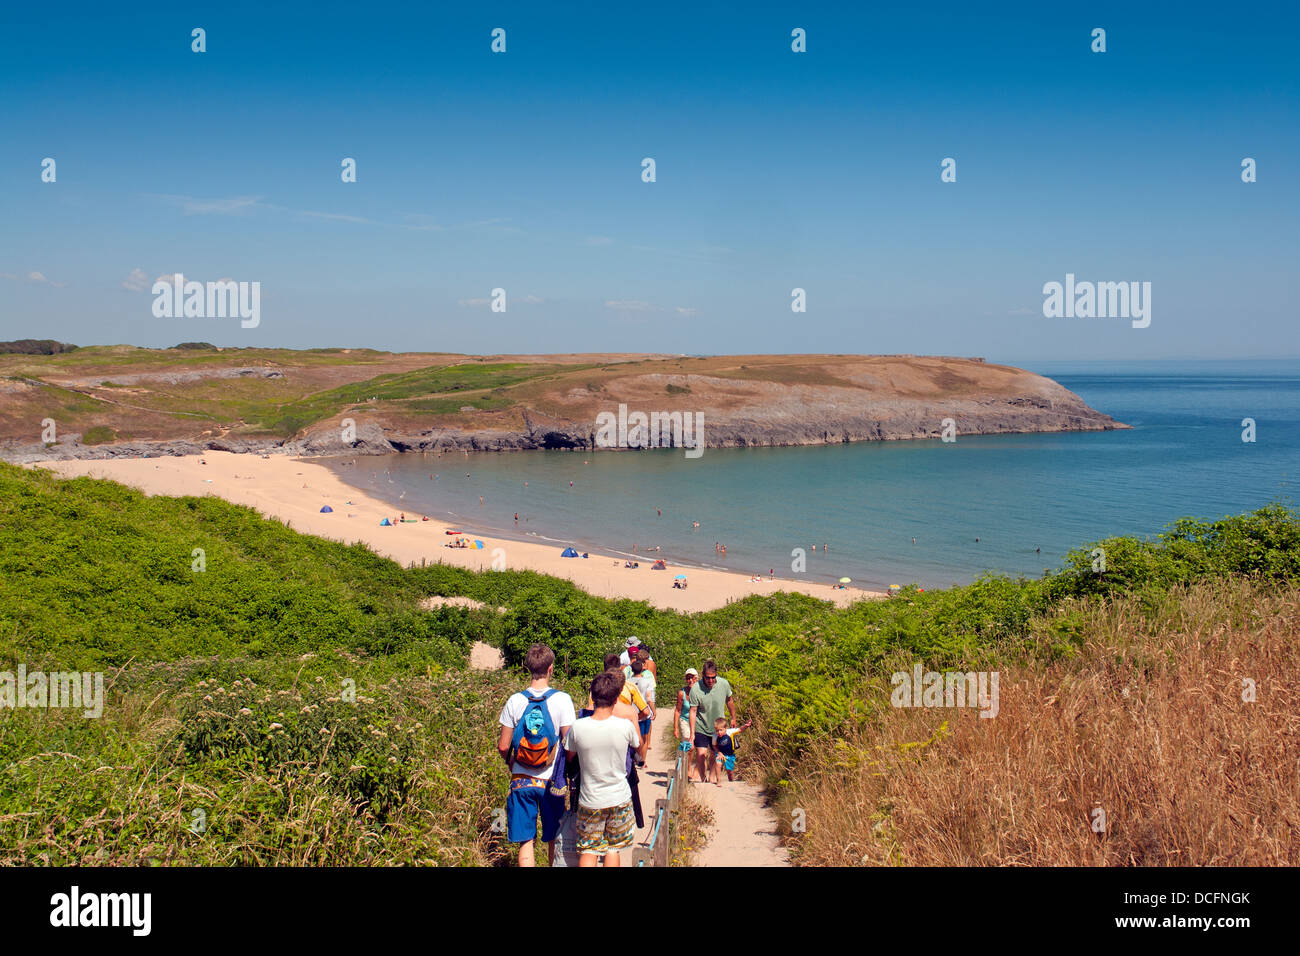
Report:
473,540,484,549
675,574,687,580
838,577,852,584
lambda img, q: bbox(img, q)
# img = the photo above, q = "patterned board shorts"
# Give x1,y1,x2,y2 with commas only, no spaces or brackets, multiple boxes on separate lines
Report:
575,800,636,855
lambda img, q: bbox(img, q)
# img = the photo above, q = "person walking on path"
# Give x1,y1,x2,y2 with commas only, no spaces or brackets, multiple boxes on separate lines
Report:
628,652,656,766
687,660,736,784
620,636,658,679
710,717,753,784
565,671,642,867
585,653,652,723
496,644,575,867
673,668,700,781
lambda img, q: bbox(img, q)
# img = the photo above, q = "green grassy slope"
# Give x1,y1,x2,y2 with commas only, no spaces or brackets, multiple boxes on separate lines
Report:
1,460,1294,864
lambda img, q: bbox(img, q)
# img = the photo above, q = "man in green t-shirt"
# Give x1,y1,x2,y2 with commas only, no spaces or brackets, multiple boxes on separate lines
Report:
687,659,736,783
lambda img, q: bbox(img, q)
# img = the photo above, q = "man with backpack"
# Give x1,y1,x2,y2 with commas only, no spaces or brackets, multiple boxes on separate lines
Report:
497,643,576,867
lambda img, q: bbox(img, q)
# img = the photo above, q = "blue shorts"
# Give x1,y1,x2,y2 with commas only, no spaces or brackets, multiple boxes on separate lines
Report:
506,778,565,844
638,718,652,736
724,755,736,772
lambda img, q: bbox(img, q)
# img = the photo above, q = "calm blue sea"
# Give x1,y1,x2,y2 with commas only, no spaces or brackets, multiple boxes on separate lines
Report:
324,361,1300,591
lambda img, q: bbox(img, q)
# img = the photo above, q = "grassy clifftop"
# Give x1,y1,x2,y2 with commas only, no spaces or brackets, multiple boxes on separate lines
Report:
1,347,1121,455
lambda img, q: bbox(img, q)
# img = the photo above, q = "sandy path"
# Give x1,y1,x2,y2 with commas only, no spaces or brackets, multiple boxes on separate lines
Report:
629,700,788,867
688,771,790,866
34,452,880,613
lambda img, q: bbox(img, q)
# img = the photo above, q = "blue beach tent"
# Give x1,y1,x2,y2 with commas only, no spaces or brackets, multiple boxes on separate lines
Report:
379,518,392,526
320,505,333,513
561,547,579,557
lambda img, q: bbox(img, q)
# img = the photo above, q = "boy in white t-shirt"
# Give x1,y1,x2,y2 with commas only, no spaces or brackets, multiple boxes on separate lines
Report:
497,643,575,867
564,670,641,867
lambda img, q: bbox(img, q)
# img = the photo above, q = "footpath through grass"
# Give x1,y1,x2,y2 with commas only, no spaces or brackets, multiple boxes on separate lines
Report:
1,460,1295,864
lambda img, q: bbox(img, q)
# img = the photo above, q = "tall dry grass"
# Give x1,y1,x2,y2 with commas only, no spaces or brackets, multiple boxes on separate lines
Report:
777,580,1300,865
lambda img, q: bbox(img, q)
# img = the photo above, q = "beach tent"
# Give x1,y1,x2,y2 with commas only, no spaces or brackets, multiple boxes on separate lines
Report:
561,547,579,558
379,518,393,526
319,505,333,513
473,540,484,550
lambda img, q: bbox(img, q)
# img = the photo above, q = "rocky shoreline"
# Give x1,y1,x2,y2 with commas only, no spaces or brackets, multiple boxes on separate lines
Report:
3,403,1127,463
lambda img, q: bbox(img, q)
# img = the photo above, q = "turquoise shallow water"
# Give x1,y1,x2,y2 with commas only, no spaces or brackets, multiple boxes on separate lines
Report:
324,360,1300,591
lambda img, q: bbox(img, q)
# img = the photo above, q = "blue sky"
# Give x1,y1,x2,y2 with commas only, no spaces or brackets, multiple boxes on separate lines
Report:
1,1,1296,361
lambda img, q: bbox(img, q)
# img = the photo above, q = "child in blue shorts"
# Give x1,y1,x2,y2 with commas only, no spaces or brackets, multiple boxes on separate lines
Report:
711,717,753,784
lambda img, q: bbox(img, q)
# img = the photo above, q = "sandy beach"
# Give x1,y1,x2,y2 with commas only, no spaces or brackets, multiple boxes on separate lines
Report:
35,452,880,613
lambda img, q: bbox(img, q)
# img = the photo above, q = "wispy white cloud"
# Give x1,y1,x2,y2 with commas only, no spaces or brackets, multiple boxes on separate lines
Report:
121,267,149,291
296,209,379,225
603,300,697,317
149,194,514,235
459,293,543,308
151,194,264,215
4,270,67,287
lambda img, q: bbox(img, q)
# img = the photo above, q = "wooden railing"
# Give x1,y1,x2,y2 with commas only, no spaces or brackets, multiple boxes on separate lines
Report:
630,746,690,867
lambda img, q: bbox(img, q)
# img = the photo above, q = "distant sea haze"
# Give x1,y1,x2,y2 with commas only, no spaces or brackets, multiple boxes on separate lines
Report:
325,361,1300,591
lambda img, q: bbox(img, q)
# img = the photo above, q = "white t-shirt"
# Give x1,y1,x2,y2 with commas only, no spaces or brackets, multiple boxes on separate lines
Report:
499,688,576,778
565,715,641,810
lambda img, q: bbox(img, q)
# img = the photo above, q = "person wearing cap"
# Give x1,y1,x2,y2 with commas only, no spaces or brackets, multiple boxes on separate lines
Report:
619,637,658,680
673,668,700,781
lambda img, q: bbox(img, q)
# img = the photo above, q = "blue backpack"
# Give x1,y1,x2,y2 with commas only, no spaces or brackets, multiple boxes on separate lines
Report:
511,689,560,772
